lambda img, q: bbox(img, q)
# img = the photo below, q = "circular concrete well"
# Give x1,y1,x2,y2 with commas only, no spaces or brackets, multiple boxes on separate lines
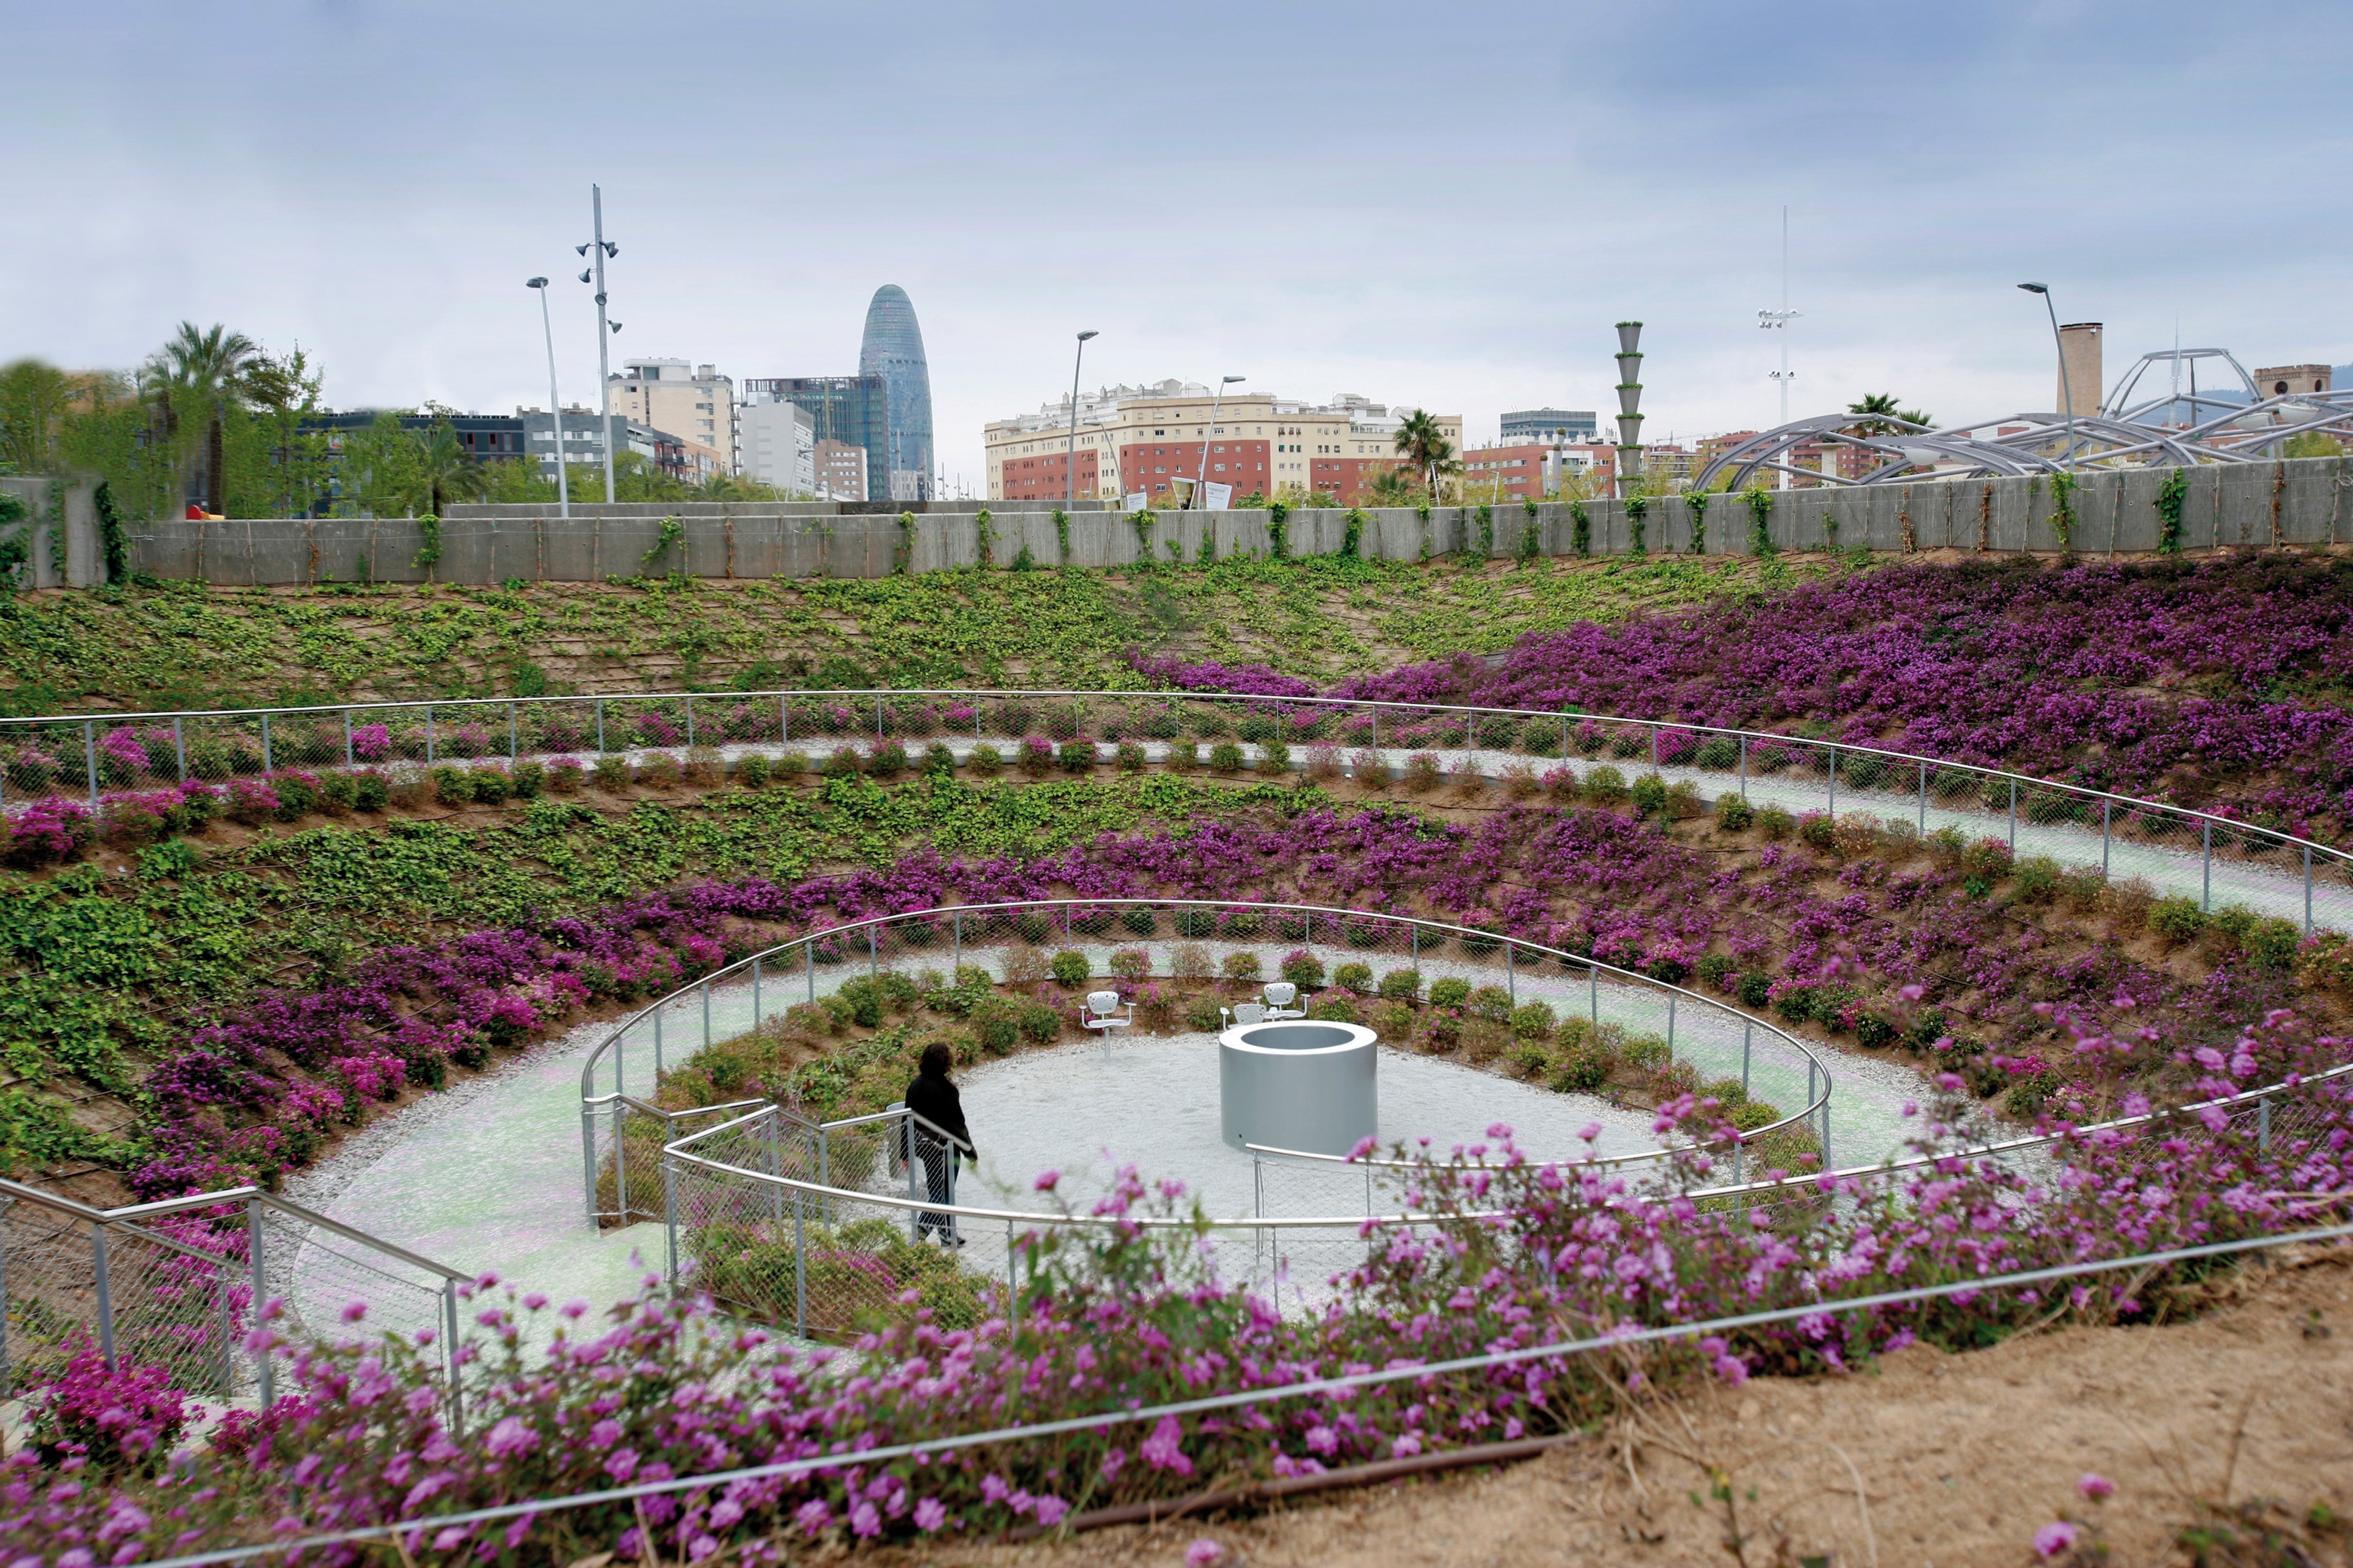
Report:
1218,1020,1378,1157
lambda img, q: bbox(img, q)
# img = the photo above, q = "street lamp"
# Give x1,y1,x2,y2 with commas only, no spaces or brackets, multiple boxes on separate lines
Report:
1193,375,1245,509
527,277,571,519
2018,283,2077,470
1066,330,1099,508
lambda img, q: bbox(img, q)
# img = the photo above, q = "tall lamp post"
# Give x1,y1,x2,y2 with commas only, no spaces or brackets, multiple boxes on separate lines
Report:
576,186,622,503
2017,282,2077,470
1065,329,1099,508
527,277,571,520
1193,374,1245,509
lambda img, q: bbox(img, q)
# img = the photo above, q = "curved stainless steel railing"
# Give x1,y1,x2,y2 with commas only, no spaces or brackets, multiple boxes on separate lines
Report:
577,898,1836,1229
6,684,2344,935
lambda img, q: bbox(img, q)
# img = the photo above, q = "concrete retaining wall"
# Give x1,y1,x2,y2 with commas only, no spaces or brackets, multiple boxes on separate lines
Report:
110,458,2353,586
2,477,104,589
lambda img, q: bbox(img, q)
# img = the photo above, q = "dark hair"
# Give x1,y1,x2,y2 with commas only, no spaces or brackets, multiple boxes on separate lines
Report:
919,1040,954,1077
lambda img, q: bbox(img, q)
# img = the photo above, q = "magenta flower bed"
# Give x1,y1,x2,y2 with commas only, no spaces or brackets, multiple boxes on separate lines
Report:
14,1006,2351,1560
1134,558,2353,835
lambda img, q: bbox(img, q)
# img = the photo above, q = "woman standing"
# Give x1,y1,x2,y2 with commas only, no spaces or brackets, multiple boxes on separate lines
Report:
902,1040,976,1245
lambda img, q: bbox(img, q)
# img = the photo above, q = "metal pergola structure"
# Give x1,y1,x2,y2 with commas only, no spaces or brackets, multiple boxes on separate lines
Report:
1690,348,2353,494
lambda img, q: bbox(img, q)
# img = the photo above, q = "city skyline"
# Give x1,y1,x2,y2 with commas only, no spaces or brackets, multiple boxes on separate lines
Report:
4,2,2348,494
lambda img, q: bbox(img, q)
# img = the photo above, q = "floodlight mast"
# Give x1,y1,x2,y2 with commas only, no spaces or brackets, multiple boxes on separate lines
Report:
526,277,570,520
1758,206,1800,484
2018,282,2078,471
1066,330,1099,508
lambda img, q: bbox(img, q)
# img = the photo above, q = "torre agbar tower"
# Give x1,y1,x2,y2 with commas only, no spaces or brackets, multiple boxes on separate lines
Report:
859,284,935,501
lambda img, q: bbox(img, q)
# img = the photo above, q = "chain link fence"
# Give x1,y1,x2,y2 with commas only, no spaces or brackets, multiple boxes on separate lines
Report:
1,1178,466,1415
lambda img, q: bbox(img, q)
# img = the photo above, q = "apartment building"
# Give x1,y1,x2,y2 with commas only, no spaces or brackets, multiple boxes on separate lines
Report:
738,396,815,494
606,358,737,476
813,439,867,502
984,380,1460,506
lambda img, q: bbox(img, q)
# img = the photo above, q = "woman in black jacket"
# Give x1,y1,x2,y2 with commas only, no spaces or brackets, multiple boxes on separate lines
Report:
902,1040,976,1245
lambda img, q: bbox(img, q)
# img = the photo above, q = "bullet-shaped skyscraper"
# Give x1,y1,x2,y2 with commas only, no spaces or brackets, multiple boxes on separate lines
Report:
859,285,934,501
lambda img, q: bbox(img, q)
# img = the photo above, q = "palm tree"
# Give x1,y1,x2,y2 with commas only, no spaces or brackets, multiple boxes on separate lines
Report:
1392,409,1454,498
153,322,261,514
412,422,491,515
1845,393,1934,439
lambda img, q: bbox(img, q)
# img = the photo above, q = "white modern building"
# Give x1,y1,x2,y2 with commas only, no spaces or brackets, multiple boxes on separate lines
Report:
738,396,816,495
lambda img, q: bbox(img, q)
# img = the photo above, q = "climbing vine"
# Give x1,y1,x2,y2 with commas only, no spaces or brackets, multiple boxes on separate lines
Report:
639,515,685,573
1625,494,1648,556
1685,490,1708,555
2049,472,2078,553
1476,503,1494,558
973,508,995,569
1342,508,1367,559
412,513,444,576
893,511,916,575
1267,499,1289,560
2156,467,2188,554
95,482,128,584
1517,509,1542,562
1569,499,1590,558
1741,486,1774,557
1130,507,1154,558
1052,509,1071,564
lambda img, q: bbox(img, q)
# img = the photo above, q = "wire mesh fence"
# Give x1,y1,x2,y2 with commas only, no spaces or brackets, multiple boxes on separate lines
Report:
578,899,1836,1231
4,690,2343,935
0,1178,466,1413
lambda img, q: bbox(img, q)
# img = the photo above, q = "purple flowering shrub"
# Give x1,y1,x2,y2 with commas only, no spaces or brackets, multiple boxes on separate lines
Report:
20,1346,189,1476
1136,557,2353,835
10,1006,2351,1559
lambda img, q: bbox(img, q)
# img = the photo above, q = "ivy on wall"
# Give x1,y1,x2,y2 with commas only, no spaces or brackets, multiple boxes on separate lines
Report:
2157,468,2188,554
1686,490,1708,554
1742,486,1775,557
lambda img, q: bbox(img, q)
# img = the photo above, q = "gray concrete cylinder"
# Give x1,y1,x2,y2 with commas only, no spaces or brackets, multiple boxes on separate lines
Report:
1218,1021,1378,1157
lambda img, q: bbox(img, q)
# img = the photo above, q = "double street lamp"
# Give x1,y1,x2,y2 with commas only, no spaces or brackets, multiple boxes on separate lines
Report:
1193,375,1246,509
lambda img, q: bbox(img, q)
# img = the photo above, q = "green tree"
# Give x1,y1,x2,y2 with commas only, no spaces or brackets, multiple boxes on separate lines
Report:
1392,409,1462,499
2284,432,2345,460
0,359,87,474
150,322,262,514
412,421,492,515
1844,392,1933,438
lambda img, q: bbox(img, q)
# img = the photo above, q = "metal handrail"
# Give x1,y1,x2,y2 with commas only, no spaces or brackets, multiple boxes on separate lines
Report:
2,683,2342,873
0,1176,473,1284
580,897,1836,1226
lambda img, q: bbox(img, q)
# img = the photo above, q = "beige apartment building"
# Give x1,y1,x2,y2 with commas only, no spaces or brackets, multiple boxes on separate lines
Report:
985,380,1461,506
606,358,737,477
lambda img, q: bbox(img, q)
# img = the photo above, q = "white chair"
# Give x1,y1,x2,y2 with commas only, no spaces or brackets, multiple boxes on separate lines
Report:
1081,990,1133,1057
1261,982,1304,1020
1219,1001,1269,1030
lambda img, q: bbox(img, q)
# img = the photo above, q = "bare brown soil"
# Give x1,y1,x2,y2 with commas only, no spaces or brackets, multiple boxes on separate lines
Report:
883,1244,2353,1568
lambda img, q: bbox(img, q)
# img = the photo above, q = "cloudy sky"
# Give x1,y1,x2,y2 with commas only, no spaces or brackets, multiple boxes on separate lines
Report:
4,0,2347,489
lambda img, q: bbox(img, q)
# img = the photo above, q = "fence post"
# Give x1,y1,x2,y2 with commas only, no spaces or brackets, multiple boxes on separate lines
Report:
2202,820,2213,912
686,694,696,750
662,1159,679,1288
792,1186,808,1342
0,1197,11,1393
807,937,815,1002
1410,925,1418,967
343,709,354,769
1820,1099,1831,1172
174,716,188,784
905,1113,922,1243
215,1261,236,1398
1005,1218,1017,1314
581,1099,600,1226
424,703,435,765
1666,992,1676,1052
89,1224,117,1370
1589,963,1598,1025
2303,846,2314,935
83,721,98,810
953,911,962,971
1826,743,1836,818
245,1199,273,1406
653,1010,662,1083
2008,779,2017,852
596,699,606,755
1742,1020,1753,1095
2259,1095,2272,1154
701,977,711,1052
260,713,273,773
615,1099,630,1225
869,924,878,980
1506,938,1514,1004
1738,734,1748,801
1917,761,1927,835
754,955,762,1032
441,1281,464,1433
780,692,790,747
2102,799,2112,877
507,701,518,760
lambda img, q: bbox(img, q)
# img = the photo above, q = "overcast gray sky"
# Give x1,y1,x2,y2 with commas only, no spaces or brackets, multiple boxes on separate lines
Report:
4,0,2347,488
